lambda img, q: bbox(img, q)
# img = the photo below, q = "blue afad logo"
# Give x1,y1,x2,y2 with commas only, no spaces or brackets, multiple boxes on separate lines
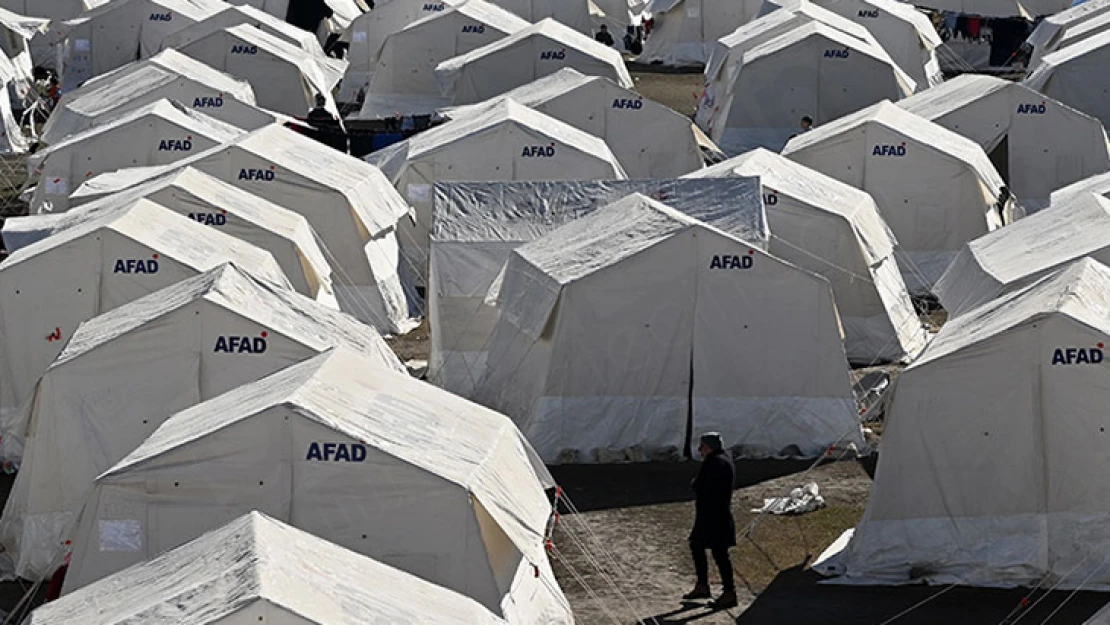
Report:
157,138,192,152
824,48,849,58
231,44,257,55
540,49,566,60
114,257,159,274
872,143,907,156
522,144,556,157
857,9,879,17
193,96,223,108
1052,346,1104,365
149,12,172,21
214,333,268,353
239,168,276,181
306,442,368,462
612,98,643,109
461,24,485,33
189,211,227,226
709,253,754,269
1016,102,1047,115
423,2,445,9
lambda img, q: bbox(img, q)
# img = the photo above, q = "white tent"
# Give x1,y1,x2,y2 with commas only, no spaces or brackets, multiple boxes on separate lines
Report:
0,7,47,109
0,0,103,18
1025,29,1110,130
695,0,884,137
435,18,635,107
63,347,571,625
1052,168,1110,204
227,0,367,42
337,0,463,103
910,0,1067,18
783,100,1011,293
442,68,705,178
635,0,762,66
761,0,942,90
817,257,1110,588
28,99,245,213
358,0,528,118
429,178,766,398
934,191,1110,318
70,125,415,334
366,98,626,287
29,512,508,625
1025,0,1110,69
476,193,861,462
486,0,590,33
0,201,289,461
0,265,402,582
176,24,339,117
898,74,1110,210
685,148,927,364
6,167,338,304
0,61,25,153
41,50,274,145
55,0,230,89
706,22,916,154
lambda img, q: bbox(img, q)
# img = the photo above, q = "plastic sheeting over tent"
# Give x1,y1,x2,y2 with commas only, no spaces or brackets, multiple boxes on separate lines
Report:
783,100,1010,293
685,149,927,364
442,68,705,178
1025,29,1110,129
435,18,635,106
429,178,766,397
358,0,529,118
934,191,1110,317
28,99,246,213
176,24,339,117
64,347,571,625
70,125,415,334
818,258,1110,588
0,202,289,464
29,512,507,625
41,50,274,145
761,0,942,90
899,74,1110,209
0,265,402,582
6,168,338,304
476,194,861,462
706,22,915,154
635,0,762,66
54,0,229,89
486,0,590,33
367,99,626,286
1025,0,1110,68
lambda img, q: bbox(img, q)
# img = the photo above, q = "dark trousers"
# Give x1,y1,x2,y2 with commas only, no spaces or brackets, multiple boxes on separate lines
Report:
691,543,734,591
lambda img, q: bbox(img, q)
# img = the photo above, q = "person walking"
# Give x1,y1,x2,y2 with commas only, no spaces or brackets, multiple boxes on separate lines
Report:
683,432,738,608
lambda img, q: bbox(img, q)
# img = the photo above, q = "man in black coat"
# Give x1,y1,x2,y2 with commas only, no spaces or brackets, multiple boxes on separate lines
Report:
684,432,737,608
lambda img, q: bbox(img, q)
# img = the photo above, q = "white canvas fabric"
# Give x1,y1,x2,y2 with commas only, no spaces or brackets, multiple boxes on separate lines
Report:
695,0,883,137
783,100,1010,293
706,22,915,154
442,68,704,178
486,0,590,33
911,0,1068,18
28,99,245,213
435,18,635,107
358,0,529,118
476,194,861,462
29,512,508,625
176,24,339,117
1026,0,1110,69
934,191,1110,318
0,266,403,582
429,178,766,397
55,0,230,89
0,7,47,111
366,99,626,287
226,0,367,38
0,202,289,467
685,148,928,364
6,168,338,304
1025,29,1110,130
0,0,103,69
41,50,274,145
899,74,1110,209
63,347,570,625
635,0,762,66
761,0,942,90
819,258,1110,588
337,0,463,103
1052,169,1110,204
70,125,416,334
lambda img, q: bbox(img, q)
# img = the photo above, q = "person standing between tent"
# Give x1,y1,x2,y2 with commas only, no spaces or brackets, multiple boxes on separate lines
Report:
683,432,738,608
799,116,813,132
307,93,336,124
595,24,615,46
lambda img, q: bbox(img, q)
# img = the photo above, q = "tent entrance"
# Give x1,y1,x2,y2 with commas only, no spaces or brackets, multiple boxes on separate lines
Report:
684,346,694,459
988,134,1010,186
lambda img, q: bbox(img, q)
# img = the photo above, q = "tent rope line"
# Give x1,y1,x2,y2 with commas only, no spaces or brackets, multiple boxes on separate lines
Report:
1036,547,1110,625
548,542,627,625
1003,546,1103,625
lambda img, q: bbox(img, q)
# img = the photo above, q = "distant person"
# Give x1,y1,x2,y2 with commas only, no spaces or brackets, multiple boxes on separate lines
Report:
595,24,614,46
799,116,813,131
683,432,738,609
307,93,336,124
